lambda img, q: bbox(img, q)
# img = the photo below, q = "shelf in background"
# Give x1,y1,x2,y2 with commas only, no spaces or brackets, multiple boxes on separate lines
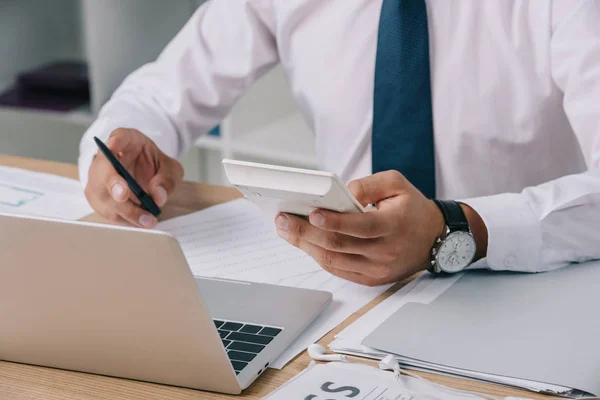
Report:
0,72,94,127
232,113,318,168
0,81,12,94
0,104,94,127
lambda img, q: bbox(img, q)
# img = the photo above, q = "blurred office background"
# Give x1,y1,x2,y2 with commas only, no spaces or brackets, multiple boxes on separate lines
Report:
0,0,316,184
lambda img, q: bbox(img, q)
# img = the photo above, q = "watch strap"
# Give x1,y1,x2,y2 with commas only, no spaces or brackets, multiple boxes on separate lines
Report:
432,200,469,233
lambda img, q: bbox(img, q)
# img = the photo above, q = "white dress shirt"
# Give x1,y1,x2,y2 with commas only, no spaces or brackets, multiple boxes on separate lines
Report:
79,0,600,274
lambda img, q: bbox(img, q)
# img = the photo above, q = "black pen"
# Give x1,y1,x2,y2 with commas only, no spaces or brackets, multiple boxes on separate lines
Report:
94,136,161,217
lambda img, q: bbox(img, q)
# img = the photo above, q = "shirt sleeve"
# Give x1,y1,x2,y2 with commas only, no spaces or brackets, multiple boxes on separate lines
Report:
461,0,600,273
78,0,279,187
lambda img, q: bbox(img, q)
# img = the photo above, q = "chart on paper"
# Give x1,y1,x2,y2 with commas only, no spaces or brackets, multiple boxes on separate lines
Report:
0,166,93,220
0,184,42,207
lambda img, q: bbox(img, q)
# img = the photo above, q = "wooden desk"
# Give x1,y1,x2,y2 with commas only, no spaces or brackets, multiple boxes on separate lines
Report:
0,155,550,400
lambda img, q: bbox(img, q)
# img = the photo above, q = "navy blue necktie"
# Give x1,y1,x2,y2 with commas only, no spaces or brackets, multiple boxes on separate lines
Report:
372,0,435,198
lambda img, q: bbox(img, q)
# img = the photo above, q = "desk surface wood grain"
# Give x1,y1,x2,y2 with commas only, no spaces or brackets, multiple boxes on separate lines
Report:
0,155,550,400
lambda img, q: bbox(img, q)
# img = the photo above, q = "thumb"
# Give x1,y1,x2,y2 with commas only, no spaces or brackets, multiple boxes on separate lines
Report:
148,156,184,207
348,170,411,206
105,129,146,166
106,129,137,153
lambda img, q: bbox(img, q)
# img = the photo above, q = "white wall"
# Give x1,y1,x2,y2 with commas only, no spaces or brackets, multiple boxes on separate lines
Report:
0,0,197,168
82,0,196,112
0,0,84,86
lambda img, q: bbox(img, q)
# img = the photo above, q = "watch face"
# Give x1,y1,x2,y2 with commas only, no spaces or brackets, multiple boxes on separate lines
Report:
436,231,476,273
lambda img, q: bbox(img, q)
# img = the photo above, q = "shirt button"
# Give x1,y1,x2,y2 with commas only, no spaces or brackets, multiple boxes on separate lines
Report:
504,255,517,268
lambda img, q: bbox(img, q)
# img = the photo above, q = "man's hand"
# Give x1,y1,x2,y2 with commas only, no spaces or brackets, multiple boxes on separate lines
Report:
85,129,184,228
274,171,446,286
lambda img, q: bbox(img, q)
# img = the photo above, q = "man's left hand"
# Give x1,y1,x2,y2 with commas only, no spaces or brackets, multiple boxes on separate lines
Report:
275,170,446,286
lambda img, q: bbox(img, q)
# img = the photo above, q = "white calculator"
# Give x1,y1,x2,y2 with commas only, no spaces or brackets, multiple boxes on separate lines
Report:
222,160,365,217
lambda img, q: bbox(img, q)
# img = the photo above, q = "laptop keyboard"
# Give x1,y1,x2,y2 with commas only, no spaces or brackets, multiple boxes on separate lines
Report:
213,319,283,375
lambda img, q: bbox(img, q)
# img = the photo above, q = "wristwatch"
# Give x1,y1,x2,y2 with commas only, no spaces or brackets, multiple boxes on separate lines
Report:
429,200,477,274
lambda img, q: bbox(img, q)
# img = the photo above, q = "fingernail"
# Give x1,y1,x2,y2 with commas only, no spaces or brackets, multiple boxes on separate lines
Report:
154,186,168,207
106,137,115,147
277,229,289,240
275,215,290,231
310,212,325,227
139,214,155,228
111,183,125,200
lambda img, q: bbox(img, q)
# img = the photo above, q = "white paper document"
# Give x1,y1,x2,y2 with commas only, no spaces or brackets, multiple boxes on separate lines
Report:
0,166,93,220
328,273,575,397
263,361,524,400
157,199,390,369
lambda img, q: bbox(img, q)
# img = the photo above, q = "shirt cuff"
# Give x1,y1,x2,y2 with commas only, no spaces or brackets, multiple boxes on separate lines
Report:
460,193,543,272
77,149,97,190
77,118,116,189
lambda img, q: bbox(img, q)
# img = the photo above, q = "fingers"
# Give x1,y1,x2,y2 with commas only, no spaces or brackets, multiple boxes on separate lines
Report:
348,170,411,206
100,163,131,203
84,128,181,228
308,209,394,238
295,240,388,287
93,135,134,203
276,213,398,264
94,152,138,204
276,214,378,255
85,188,157,228
86,153,132,210
113,199,158,228
148,156,184,207
86,156,156,227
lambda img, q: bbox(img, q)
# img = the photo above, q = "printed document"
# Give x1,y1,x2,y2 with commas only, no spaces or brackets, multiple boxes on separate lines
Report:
0,166,92,220
263,361,523,400
157,199,390,368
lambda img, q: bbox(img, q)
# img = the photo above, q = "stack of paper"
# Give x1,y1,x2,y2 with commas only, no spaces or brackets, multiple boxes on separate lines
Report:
157,199,391,368
328,273,578,397
264,361,523,400
0,166,93,220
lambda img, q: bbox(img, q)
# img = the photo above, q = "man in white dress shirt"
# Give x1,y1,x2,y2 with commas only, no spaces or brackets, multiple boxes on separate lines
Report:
79,0,600,286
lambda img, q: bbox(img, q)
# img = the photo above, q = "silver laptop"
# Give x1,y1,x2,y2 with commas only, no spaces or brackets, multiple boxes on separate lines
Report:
0,213,332,394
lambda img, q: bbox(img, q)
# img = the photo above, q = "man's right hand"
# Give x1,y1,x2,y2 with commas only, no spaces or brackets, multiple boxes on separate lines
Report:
84,129,184,228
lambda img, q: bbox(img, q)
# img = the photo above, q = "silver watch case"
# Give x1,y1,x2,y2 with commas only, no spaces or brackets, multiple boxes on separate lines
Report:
430,226,477,274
